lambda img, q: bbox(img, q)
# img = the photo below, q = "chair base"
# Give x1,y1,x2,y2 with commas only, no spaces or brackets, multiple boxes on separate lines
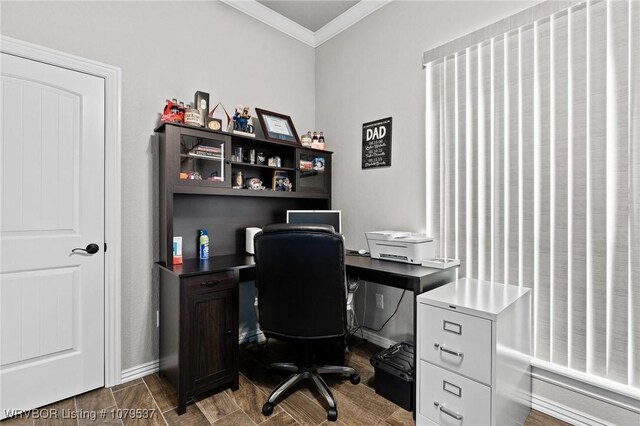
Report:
262,362,359,422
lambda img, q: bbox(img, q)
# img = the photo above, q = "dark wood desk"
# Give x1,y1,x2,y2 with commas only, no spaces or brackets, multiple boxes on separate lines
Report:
158,253,457,415
166,254,456,294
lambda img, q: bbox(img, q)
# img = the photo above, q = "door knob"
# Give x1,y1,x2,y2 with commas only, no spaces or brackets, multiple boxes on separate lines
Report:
72,243,100,254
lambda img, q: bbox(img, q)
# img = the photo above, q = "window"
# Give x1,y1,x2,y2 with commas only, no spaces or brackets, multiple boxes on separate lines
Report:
425,0,639,388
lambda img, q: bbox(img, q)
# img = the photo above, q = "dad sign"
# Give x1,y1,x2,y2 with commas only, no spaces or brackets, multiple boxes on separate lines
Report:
362,117,392,169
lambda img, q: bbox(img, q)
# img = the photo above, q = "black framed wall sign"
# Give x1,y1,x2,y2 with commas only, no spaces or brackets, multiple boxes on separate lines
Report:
362,117,392,169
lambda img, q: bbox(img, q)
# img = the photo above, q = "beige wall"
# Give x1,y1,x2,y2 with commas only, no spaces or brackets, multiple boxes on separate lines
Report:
0,0,316,370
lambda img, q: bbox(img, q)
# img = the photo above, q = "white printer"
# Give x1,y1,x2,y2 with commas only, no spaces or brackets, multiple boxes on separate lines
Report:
365,231,435,264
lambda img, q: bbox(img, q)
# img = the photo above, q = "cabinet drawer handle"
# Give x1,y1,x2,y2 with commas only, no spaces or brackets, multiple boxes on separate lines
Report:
437,403,463,421
434,343,464,358
201,279,222,286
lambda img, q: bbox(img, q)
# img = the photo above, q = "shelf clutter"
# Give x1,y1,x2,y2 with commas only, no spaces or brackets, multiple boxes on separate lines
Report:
158,90,331,197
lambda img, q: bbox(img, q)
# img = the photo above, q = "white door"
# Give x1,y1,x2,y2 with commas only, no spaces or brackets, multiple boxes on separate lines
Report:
0,52,105,417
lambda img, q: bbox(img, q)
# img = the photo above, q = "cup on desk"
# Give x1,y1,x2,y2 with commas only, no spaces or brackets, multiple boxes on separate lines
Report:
246,227,261,254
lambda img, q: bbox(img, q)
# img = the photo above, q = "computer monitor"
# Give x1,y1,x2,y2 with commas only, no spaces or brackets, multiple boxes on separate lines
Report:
286,210,341,233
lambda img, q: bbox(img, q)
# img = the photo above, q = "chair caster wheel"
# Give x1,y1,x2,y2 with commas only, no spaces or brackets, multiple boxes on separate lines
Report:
262,403,274,416
327,408,338,421
349,373,361,385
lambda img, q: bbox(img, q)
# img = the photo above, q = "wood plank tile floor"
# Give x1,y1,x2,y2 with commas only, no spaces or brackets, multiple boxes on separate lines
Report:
2,340,569,426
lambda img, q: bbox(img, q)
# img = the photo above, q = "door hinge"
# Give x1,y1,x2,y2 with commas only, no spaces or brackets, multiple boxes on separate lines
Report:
104,242,108,253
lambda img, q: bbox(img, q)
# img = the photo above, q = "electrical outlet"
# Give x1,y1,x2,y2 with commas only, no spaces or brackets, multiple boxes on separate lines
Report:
376,293,384,309
156,310,160,327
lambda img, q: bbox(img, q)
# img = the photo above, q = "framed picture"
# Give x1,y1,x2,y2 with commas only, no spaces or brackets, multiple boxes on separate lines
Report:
255,108,300,144
272,170,292,191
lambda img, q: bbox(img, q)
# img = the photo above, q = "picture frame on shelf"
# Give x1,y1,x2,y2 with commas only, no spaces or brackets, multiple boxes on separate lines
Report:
255,108,300,144
272,170,292,191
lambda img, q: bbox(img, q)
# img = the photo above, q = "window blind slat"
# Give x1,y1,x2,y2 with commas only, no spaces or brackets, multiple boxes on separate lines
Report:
507,31,520,288
535,18,553,362
551,11,570,368
446,56,457,261
456,52,467,280
493,36,506,285
605,0,629,383
479,42,491,282
468,48,479,279
630,0,640,389
586,0,608,378
568,4,588,374
520,25,536,350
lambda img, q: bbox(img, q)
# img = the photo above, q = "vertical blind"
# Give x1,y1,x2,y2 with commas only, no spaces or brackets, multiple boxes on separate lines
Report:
425,0,639,388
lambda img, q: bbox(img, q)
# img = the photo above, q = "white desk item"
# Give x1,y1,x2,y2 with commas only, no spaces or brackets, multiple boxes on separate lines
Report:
416,278,531,426
245,227,261,254
365,231,434,264
421,258,460,269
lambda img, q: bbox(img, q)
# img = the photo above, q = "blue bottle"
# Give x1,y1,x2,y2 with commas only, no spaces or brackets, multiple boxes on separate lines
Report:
199,229,209,260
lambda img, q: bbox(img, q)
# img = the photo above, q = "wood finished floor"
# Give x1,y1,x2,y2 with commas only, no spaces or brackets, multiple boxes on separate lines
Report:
2,340,569,426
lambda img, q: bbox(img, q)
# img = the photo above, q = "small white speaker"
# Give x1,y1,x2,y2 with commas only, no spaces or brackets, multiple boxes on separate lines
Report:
245,227,261,254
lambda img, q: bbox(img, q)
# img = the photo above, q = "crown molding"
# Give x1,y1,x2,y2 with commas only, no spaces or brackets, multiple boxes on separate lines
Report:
220,0,392,48
314,0,391,47
220,0,316,46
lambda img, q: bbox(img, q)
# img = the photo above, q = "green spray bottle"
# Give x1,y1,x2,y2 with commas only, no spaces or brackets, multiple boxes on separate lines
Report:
199,229,209,260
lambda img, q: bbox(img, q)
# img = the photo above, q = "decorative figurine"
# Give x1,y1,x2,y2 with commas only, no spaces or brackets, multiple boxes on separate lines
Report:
233,105,255,136
161,98,184,123
245,177,264,190
257,152,266,165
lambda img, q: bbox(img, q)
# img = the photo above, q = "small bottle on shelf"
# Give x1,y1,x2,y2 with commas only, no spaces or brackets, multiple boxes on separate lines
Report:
311,132,320,149
318,132,326,150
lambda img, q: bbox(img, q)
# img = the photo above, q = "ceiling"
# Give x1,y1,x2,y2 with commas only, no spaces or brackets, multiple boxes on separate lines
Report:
257,1,360,32
221,0,391,47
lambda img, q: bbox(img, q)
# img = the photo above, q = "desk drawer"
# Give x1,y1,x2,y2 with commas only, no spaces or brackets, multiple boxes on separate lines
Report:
418,304,492,385
184,271,236,292
418,361,491,426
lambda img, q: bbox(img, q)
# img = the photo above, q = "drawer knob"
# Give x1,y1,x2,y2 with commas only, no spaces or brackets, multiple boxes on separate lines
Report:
434,343,464,358
201,279,222,286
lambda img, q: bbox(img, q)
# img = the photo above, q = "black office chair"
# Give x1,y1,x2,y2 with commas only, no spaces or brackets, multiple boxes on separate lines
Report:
254,224,360,422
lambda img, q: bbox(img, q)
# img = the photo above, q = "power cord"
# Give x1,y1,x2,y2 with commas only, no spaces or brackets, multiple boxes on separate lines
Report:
363,290,406,332
347,284,407,338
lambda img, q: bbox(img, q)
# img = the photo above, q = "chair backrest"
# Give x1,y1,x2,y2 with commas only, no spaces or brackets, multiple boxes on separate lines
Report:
254,223,347,340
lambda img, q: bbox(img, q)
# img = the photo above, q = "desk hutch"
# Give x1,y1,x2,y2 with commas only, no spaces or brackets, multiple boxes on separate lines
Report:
154,122,333,414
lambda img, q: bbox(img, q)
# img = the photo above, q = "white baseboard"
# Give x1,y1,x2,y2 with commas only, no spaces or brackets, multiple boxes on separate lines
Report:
531,392,609,426
531,363,639,426
357,329,398,349
121,359,159,383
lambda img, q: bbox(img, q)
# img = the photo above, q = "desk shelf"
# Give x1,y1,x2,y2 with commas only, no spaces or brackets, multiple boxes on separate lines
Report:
230,161,295,172
172,185,330,199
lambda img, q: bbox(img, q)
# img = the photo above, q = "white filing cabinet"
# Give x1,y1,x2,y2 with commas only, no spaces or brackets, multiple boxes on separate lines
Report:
416,278,531,426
